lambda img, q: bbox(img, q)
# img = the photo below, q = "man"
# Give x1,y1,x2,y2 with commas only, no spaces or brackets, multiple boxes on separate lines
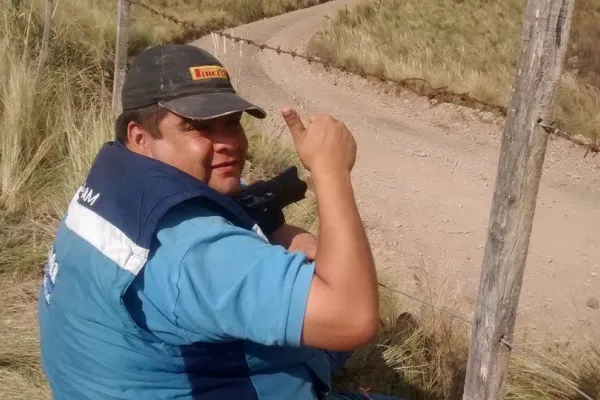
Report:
38,43,400,400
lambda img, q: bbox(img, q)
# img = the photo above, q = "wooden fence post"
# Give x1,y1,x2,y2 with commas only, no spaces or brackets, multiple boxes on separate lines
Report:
462,0,576,399
112,0,130,116
36,0,54,79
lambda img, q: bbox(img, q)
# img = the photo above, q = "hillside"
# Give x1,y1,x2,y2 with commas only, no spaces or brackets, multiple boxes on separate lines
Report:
308,0,600,140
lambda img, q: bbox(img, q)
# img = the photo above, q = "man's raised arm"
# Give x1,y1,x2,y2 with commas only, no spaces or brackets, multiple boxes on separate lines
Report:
281,108,379,351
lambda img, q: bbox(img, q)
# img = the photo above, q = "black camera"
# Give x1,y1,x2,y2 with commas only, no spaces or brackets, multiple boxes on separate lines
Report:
235,166,308,236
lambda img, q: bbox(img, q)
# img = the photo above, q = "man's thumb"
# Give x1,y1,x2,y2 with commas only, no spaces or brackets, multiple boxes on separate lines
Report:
282,107,305,141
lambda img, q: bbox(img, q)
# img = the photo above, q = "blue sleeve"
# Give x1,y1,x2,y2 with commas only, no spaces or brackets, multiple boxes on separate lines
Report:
172,208,315,348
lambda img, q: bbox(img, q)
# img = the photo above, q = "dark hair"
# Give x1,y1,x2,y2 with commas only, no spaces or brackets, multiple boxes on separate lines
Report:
115,103,170,144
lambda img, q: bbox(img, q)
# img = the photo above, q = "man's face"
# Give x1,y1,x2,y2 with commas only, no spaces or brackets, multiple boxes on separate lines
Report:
129,110,248,196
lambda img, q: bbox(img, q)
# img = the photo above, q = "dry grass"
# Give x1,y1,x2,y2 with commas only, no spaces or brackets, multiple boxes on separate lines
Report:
333,283,600,400
0,271,51,400
328,259,599,399
0,0,322,398
308,0,600,140
567,0,600,89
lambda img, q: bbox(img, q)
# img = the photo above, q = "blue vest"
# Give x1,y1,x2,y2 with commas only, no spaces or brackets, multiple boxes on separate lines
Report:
37,141,329,399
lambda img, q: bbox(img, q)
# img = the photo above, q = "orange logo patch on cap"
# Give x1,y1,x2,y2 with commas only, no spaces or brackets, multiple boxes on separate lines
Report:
189,66,229,81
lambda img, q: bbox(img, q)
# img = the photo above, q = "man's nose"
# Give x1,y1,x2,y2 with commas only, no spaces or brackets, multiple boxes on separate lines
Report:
212,130,242,153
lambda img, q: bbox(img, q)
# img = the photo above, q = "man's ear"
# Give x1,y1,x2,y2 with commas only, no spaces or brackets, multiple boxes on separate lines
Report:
126,121,152,156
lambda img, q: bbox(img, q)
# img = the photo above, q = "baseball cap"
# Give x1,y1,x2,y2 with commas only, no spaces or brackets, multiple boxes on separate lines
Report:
120,44,266,120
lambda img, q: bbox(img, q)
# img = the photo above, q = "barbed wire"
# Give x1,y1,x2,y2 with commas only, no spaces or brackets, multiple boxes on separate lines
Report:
130,0,600,158
377,282,596,400
538,121,600,157
378,282,474,326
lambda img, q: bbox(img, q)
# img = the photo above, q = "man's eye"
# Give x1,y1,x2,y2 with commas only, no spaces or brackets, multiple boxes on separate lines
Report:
188,122,210,132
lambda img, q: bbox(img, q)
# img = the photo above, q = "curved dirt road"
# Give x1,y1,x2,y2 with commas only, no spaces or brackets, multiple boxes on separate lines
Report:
194,0,600,343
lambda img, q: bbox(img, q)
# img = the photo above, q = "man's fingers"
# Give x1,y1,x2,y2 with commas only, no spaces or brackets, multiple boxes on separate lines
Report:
282,107,306,142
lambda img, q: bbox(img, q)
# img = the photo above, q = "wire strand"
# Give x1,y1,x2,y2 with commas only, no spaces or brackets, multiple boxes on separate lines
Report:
377,282,474,326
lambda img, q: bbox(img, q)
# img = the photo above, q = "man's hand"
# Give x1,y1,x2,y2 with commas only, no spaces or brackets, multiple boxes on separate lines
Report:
269,224,317,261
281,108,357,173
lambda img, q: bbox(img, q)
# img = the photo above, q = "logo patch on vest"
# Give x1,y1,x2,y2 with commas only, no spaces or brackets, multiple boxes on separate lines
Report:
43,246,59,304
189,66,229,81
78,183,101,206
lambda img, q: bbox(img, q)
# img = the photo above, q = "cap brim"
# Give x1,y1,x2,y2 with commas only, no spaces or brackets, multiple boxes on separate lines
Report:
159,92,266,121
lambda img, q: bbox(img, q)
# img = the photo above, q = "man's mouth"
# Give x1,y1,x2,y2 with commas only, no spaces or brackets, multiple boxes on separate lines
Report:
211,160,238,173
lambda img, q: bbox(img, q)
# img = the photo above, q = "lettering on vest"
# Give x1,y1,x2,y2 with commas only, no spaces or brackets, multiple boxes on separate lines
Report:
78,183,101,206
43,246,59,304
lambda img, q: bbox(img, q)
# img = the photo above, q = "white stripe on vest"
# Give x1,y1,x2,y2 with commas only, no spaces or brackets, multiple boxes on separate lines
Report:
65,194,149,275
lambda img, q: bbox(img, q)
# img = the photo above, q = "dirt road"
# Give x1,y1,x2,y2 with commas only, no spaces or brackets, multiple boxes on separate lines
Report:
194,0,600,343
